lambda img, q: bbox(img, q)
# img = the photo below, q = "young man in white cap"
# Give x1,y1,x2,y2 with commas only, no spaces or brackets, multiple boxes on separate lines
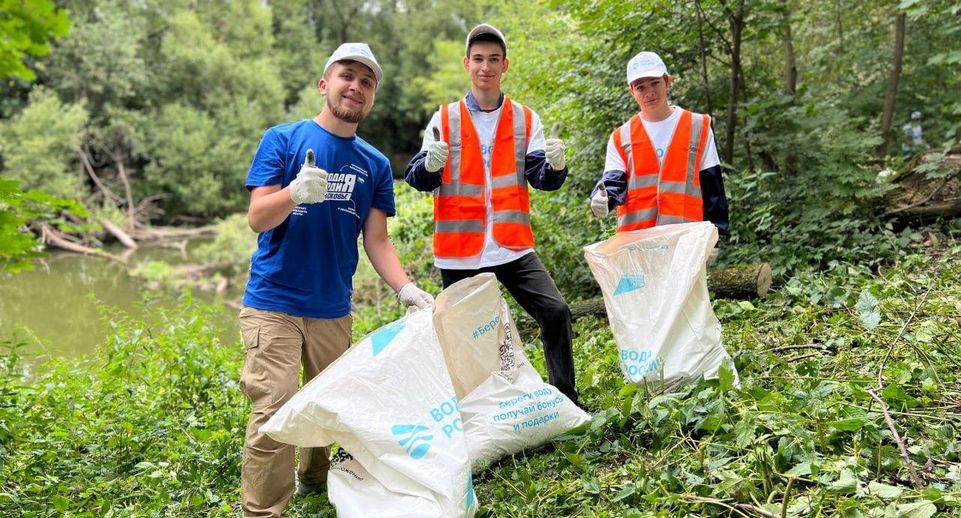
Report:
404,24,580,405
239,42,433,517
590,51,729,237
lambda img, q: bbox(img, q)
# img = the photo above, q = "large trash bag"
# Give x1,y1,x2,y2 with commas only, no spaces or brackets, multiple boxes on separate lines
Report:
583,222,737,392
259,308,476,518
433,273,591,471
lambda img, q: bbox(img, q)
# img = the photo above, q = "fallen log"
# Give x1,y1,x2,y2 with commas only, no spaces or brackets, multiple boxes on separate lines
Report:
886,150,961,219
99,219,138,250
708,262,772,299
516,262,772,335
127,225,218,241
41,225,126,263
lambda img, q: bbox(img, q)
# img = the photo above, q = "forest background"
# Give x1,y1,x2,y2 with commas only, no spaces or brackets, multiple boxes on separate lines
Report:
1,0,960,516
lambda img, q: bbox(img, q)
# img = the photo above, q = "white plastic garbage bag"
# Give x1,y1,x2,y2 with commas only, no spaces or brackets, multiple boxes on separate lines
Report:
583,222,737,391
259,308,476,518
433,273,591,471
327,449,473,518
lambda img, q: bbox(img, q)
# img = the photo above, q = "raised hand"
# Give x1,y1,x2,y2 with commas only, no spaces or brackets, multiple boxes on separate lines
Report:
425,126,449,173
289,149,329,204
545,123,566,171
590,183,610,218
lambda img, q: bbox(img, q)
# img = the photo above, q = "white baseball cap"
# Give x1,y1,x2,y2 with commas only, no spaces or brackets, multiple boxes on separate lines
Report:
324,43,383,85
626,51,668,84
466,23,507,55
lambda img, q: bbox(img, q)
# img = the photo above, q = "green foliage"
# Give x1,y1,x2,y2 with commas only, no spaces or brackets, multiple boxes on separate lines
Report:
0,297,247,516
0,87,88,200
0,178,85,272
0,0,69,81
192,214,258,278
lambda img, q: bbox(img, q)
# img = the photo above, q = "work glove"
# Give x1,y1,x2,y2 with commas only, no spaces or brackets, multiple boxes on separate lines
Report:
545,138,566,170
397,282,434,310
289,149,328,204
707,245,719,267
590,187,609,218
425,127,449,173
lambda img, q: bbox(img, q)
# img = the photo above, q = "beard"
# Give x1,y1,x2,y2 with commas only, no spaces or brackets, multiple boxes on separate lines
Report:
328,96,369,124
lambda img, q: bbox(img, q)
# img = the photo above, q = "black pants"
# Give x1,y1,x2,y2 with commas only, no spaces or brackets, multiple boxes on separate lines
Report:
440,252,578,403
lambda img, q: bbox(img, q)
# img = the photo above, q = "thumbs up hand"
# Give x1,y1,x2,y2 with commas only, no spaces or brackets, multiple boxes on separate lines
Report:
545,123,566,171
424,126,449,173
590,184,610,218
289,149,329,204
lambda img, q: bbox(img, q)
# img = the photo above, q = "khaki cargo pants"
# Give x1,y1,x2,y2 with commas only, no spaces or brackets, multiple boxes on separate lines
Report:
238,306,351,518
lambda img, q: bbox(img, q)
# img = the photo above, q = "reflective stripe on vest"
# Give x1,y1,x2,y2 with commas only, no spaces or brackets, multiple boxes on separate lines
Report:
435,97,533,258
613,109,710,233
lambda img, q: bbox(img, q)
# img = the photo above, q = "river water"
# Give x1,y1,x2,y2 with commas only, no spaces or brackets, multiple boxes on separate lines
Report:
0,246,241,361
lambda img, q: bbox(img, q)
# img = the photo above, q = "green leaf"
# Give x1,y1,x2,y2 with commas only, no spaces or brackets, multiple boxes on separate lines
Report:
718,361,735,392
868,481,904,500
896,500,937,518
612,484,637,502
856,290,881,330
829,418,866,432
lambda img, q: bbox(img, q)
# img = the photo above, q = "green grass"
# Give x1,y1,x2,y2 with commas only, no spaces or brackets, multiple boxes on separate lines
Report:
1,245,960,517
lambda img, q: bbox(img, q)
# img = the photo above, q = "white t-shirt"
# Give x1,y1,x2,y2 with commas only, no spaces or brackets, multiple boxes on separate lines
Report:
604,106,719,173
421,105,546,270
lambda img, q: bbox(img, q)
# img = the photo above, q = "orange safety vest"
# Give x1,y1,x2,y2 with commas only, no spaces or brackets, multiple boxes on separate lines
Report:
434,97,533,258
612,109,711,233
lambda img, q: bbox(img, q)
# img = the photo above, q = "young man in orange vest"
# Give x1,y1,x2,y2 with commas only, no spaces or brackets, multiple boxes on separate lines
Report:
590,51,729,237
405,24,579,405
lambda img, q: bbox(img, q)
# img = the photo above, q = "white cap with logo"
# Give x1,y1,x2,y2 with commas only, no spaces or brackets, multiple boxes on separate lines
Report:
626,51,668,84
324,43,383,85
466,23,507,55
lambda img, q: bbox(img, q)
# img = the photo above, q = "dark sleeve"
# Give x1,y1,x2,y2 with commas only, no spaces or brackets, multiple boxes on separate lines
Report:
524,150,567,191
699,164,729,235
591,170,628,210
404,150,442,192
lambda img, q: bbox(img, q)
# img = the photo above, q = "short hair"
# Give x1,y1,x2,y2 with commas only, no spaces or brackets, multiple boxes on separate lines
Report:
467,33,506,58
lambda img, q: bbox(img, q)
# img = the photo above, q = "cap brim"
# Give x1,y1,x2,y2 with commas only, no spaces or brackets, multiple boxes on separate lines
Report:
628,70,666,83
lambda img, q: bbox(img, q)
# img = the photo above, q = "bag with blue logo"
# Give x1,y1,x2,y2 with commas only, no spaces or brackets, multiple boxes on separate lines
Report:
583,222,737,391
259,308,476,517
433,273,591,472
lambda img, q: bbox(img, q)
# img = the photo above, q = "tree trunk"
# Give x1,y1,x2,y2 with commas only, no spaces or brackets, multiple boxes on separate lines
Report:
878,12,906,158
781,0,797,96
723,0,745,165
694,0,714,113
708,263,773,299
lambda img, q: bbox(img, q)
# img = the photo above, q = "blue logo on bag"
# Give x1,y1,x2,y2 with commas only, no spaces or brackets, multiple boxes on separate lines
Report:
390,424,434,459
466,475,475,510
371,321,405,356
613,274,645,295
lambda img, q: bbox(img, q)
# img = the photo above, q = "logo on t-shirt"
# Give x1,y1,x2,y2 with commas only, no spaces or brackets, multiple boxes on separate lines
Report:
326,172,357,201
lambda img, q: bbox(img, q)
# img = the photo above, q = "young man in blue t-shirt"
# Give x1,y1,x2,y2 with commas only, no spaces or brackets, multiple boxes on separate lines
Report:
239,43,433,518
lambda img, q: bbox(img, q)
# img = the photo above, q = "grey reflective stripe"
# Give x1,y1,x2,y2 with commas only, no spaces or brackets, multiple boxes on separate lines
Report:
435,219,484,233
617,207,657,227
510,101,527,186
447,102,462,186
491,175,517,189
439,183,483,197
492,210,531,225
659,180,701,196
657,215,695,225
629,174,658,190
619,122,633,175
686,113,704,191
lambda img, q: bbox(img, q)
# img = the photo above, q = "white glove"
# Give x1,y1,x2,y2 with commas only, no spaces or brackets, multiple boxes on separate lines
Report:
397,282,434,310
545,138,566,170
424,141,449,173
590,188,609,218
289,149,328,204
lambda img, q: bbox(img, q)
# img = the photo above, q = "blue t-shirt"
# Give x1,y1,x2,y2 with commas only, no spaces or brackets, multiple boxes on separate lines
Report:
242,119,395,318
